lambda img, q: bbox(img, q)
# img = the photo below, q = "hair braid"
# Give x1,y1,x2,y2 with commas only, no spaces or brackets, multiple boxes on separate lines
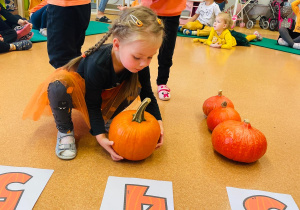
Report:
63,30,113,71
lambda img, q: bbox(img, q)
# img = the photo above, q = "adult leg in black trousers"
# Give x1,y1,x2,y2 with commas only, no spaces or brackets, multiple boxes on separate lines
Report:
47,4,91,69
156,15,180,86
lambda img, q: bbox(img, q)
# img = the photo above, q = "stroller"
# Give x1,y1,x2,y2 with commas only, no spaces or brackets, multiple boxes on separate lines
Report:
226,0,272,29
268,0,294,31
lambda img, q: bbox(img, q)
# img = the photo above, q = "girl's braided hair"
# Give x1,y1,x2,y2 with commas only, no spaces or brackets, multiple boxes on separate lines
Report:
63,6,164,100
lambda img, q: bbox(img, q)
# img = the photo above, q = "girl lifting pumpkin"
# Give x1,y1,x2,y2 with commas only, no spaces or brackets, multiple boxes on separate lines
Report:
23,6,164,161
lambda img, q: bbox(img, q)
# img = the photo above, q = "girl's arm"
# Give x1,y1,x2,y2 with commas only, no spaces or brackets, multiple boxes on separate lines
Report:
187,13,200,22
138,67,164,148
221,32,234,49
0,4,20,24
206,29,215,46
291,0,300,14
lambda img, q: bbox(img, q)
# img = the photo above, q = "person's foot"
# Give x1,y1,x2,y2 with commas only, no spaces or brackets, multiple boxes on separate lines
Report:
157,85,171,101
14,24,32,39
183,29,192,35
39,28,47,37
11,40,32,50
178,26,183,32
293,43,300,50
18,32,34,41
56,131,77,160
253,31,263,41
95,16,112,23
278,38,289,46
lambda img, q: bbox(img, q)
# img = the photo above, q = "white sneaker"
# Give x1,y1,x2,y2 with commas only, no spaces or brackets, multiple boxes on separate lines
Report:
278,38,288,46
39,28,47,37
293,43,300,50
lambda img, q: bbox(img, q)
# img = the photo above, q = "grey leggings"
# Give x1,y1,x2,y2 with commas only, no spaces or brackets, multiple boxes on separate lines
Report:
278,27,300,47
48,80,74,133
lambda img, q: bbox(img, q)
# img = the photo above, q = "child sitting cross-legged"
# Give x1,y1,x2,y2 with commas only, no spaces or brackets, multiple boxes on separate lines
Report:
193,12,263,49
179,0,221,37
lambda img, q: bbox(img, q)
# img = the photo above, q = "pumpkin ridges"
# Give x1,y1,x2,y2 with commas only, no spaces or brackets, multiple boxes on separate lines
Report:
212,120,267,163
109,100,160,161
206,103,241,131
203,90,234,116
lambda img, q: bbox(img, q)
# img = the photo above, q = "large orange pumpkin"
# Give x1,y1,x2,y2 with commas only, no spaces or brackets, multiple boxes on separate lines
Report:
207,101,241,131
109,98,160,161
202,90,234,116
212,119,267,163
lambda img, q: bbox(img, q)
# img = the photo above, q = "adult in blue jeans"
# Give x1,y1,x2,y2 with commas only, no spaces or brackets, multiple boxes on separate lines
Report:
95,0,112,23
30,5,48,36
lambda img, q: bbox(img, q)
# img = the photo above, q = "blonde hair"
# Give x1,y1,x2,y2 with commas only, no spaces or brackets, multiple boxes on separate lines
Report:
64,6,164,100
217,12,233,29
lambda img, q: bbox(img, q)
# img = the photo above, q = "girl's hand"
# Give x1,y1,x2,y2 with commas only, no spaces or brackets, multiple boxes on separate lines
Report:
156,120,164,149
0,37,3,42
96,134,124,161
17,19,32,28
210,43,222,48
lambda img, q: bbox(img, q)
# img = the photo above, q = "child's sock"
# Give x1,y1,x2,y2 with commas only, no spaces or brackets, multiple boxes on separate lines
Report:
15,24,32,39
9,44,16,51
278,38,289,46
253,31,263,41
293,43,300,50
39,28,47,37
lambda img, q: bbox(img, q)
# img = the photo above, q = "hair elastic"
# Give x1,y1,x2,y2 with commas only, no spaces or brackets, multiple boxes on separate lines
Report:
130,14,143,27
81,53,86,58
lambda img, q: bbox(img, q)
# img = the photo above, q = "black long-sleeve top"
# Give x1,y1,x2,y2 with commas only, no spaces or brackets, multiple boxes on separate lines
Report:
77,44,162,136
0,4,19,27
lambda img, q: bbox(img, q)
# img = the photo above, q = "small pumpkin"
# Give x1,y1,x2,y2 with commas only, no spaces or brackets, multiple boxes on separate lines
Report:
207,101,241,131
212,119,267,163
109,98,160,161
202,90,234,116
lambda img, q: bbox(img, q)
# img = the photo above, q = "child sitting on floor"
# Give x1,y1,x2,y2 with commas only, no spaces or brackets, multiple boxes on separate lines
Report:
194,13,262,48
178,0,221,37
277,0,300,49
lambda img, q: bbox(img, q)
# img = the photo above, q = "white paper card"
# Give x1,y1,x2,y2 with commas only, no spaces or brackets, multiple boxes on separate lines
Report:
100,176,174,210
0,165,54,210
227,186,299,210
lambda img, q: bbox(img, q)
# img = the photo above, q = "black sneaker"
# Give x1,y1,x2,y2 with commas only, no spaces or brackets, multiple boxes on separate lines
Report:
12,40,32,50
95,16,112,23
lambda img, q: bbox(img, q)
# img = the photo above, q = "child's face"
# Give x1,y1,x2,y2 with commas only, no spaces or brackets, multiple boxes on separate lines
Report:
115,38,161,73
213,17,227,32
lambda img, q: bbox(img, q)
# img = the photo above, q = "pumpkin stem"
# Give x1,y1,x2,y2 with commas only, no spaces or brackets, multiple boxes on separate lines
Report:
218,90,223,96
221,101,227,108
132,98,151,123
243,119,252,128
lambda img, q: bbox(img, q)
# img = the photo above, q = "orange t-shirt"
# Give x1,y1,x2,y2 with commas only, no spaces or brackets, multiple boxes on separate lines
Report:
142,0,187,16
29,0,47,14
47,0,90,7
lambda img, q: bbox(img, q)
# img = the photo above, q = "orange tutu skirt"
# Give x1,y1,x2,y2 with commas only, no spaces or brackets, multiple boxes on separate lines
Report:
22,68,131,129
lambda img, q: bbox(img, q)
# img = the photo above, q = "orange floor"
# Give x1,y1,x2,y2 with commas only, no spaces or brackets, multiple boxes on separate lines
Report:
0,15,299,209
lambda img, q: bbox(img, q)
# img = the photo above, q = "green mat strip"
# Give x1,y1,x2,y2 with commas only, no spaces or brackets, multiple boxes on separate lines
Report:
177,32,300,55
30,21,110,43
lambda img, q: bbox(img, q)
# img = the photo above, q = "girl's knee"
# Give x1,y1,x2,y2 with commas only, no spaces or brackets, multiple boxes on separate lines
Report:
48,80,73,109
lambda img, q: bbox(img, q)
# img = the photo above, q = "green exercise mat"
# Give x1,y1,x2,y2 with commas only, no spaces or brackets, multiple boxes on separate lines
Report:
250,37,300,55
30,21,110,43
177,32,300,55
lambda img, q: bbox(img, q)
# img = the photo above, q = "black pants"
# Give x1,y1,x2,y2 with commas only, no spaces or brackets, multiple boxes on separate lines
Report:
278,27,300,47
47,4,91,69
0,29,17,53
156,15,180,85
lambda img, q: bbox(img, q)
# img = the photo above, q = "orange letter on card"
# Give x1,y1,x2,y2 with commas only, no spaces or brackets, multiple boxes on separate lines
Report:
0,172,32,210
124,184,167,210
